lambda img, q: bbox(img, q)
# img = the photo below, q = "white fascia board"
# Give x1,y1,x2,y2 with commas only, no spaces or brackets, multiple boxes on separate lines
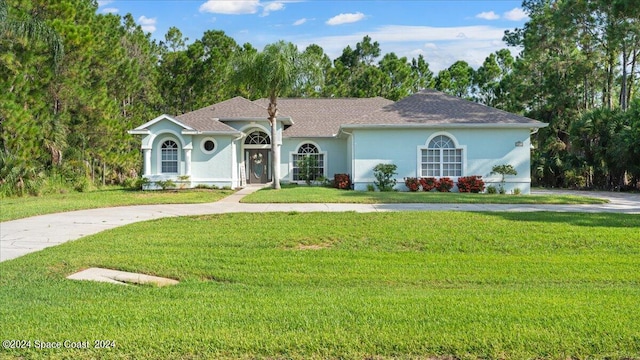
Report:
284,135,337,139
131,114,195,132
182,130,242,136
218,117,294,125
128,129,150,135
340,123,549,131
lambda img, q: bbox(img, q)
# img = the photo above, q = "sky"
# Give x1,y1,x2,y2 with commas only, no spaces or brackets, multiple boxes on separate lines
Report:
96,0,529,72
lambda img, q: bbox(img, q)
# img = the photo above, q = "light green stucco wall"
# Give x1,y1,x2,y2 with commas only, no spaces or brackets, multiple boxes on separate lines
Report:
350,128,534,193
281,138,348,182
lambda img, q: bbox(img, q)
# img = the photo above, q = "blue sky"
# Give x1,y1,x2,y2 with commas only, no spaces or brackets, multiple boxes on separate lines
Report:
96,1,528,72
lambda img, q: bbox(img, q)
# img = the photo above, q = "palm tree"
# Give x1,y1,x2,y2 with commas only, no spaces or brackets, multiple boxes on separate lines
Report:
233,41,321,189
0,0,64,69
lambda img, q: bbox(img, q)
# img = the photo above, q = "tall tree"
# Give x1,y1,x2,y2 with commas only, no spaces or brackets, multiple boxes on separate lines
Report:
0,0,63,68
435,60,474,99
474,49,514,107
233,41,322,189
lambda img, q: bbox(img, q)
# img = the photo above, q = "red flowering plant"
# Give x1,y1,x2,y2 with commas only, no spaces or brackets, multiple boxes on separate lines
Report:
436,177,454,192
456,175,485,193
404,177,420,192
419,177,438,191
334,174,351,190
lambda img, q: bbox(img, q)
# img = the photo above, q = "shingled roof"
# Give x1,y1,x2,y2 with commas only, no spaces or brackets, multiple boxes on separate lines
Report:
140,90,544,136
253,97,394,137
175,97,270,132
346,89,545,128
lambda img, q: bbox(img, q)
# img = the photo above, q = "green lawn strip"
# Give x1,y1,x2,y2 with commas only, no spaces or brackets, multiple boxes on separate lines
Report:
0,188,234,222
1,212,638,359
241,185,608,205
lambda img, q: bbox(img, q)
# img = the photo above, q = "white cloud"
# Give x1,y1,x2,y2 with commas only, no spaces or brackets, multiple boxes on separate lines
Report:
476,11,500,20
138,15,157,33
97,0,113,7
101,7,119,14
199,0,260,14
504,8,528,21
293,18,307,26
261,2,285,16
295,25,517,72
326,12,365,26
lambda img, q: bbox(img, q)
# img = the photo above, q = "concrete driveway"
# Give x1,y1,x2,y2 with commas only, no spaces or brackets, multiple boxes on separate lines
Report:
1,188,639,262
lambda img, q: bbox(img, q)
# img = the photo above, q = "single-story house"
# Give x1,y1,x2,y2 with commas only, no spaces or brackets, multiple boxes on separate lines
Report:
128,89,548,193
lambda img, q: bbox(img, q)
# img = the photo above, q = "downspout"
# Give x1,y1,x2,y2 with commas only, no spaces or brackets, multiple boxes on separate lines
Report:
340,129,354,189
529,128,540,149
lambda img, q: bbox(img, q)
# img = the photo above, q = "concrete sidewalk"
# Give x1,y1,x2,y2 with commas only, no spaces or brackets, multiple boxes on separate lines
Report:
1,187,639,262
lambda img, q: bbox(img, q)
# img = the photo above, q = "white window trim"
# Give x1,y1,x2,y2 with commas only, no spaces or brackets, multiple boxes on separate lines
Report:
416,132,466,178
158,137,181,175
289,141,328,183
200,137,218,154
244,130,271,146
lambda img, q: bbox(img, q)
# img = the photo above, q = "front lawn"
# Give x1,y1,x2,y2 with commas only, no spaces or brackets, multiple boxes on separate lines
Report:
242,185,608,204
1,212,638,359
0,187,234,222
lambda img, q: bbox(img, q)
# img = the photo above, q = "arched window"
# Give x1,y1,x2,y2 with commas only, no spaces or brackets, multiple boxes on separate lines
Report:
244,131,270,145
421,135,462,177
161,140,179,173
292,143,325,182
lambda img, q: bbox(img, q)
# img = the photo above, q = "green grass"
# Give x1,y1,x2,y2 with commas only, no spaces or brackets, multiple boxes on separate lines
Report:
242,185,609,204
0,187,234,222
1,212,639,359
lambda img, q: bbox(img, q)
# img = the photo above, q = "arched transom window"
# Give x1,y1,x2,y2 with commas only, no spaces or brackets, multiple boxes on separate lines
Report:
421,135,462,177
292,143,325,182
161,140,179,173
244,131,270,145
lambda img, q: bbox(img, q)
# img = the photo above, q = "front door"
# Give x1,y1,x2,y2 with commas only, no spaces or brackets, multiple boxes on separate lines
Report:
246,149,270,184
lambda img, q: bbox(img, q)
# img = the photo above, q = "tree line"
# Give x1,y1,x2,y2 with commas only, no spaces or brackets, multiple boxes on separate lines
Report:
1,0,638,196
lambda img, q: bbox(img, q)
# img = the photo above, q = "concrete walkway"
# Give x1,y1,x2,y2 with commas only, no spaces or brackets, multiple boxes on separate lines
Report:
1,187,639,262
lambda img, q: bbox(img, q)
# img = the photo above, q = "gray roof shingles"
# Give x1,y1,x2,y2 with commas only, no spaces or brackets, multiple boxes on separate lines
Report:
170,90,544,136
350,89,543,126
176,97,270,132
253,97,394,137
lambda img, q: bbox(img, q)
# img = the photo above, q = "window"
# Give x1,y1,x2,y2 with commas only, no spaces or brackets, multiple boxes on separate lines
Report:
161,140,178,173
292,143,324,181
201,138,217,154
421,135,462,177
244,131,270,145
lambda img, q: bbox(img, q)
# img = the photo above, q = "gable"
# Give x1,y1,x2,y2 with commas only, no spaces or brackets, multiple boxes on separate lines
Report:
129,114,194,135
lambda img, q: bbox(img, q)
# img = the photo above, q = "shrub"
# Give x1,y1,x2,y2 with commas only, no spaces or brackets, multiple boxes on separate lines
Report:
457,176,485,193
123,177,137,190
491,164,517,194
155,179,176,190
487,185,498,194
195,184,218,190
373,163,397,192
404,177,420,192
334,174,351,190
366,184,375,192
564,171,586,189
73,177,91,192
436,177,454,192
512,187,522,195
419,177,438,191
297,155,319,185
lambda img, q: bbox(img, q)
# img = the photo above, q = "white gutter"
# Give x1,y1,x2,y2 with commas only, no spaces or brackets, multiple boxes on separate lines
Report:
340,123,549,130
